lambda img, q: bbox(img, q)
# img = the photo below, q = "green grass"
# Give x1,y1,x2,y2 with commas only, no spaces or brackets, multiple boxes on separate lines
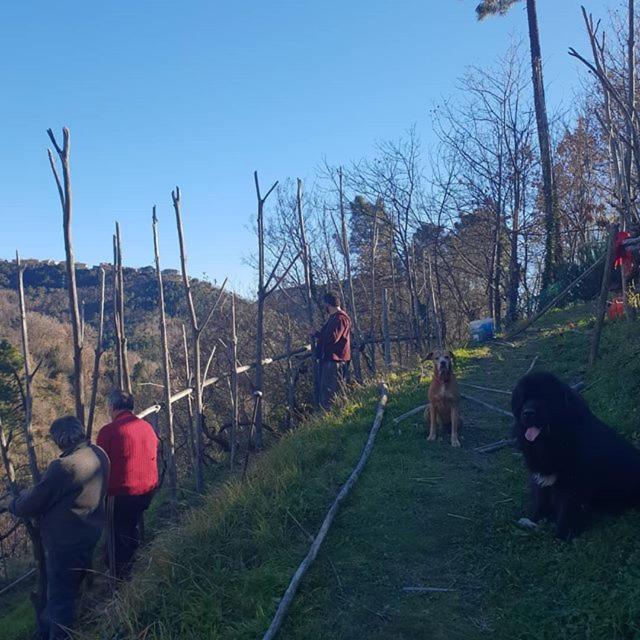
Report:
4,305,640,639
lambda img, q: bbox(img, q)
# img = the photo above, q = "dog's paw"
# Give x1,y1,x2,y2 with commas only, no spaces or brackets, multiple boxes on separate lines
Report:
451,438,461,448
427,433,437,442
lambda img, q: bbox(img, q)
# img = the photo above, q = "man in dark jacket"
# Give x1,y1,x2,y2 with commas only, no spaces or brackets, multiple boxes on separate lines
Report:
0,416,109,640
314,291,352,410
97,389,158,580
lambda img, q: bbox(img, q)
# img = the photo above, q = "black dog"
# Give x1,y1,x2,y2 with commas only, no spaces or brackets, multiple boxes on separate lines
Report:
511,371,640,540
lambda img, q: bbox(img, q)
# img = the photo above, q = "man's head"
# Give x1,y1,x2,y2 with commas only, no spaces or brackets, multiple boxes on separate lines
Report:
323,291,341,315
50,416,85,451
107,388,135,420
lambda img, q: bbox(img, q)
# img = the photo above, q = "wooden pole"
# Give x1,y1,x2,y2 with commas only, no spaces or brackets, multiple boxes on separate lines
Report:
112,235,123,389
181,324,197,471
589,224,618,366
337,167,363,382
254,172,279,449
382,288,392,369
173,187,205,493
115,223,132,393
261,384,389,640
229,293,239,468
86,268,106,440
15,254,40,482
152,207,178,513
47,127,85,423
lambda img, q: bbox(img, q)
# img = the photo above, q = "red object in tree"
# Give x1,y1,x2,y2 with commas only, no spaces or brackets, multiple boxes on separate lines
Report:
614,231,633,275
608,299,625,320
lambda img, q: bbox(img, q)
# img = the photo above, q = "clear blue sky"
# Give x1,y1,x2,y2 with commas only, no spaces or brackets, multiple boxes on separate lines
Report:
0,0,616,293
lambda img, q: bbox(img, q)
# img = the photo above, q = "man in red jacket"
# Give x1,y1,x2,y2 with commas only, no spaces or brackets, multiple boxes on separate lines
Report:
97,389,158,580
314,291,352,410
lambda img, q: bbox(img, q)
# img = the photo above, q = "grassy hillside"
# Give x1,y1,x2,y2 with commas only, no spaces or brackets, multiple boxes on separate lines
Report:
2,305,640,640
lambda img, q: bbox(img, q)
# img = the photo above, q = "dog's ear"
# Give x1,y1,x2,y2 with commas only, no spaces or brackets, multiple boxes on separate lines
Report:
447,351,455,360
425,352,434,361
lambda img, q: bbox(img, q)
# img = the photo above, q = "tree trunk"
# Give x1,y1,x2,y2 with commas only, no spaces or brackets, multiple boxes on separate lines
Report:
382,288,392,369
173,187,205,493
87,268,106,440
526,0,560,290
229,293,239,468
337,168,363,382
115,223,132,393
152,208,178,514
15,255,40,482
47,128,85,423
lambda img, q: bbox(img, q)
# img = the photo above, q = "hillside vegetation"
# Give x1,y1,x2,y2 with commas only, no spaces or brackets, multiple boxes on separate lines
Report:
52,306,640,640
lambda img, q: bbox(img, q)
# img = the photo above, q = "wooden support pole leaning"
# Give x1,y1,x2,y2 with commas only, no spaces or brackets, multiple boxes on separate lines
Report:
261,383,389,640
507,254,606,340
589,224,619,366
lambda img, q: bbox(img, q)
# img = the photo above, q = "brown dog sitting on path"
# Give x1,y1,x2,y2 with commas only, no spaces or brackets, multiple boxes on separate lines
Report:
425,349,461,447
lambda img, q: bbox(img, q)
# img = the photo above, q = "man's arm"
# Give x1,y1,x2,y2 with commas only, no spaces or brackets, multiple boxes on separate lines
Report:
328,315,349,343
9,461,64,519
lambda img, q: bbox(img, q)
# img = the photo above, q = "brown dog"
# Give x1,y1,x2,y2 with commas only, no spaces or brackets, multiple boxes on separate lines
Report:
425,349,461,447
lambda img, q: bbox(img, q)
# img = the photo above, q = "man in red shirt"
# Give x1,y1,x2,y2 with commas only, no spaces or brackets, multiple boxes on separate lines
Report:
97,389,158,580
314,291,352,410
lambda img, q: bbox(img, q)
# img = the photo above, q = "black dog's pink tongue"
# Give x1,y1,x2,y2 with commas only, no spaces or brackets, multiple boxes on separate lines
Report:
525,426,541,442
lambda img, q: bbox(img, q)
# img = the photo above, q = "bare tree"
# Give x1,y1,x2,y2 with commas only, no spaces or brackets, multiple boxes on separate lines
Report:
254,171,301,447
152,207,178,513
47,127,85,422
15,254,41,482
173,187,227,492
86,268,106,440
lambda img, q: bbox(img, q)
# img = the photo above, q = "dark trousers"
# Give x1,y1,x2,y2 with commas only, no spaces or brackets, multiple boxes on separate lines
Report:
319,360,349,410
39,544,94,639
110,493,153,580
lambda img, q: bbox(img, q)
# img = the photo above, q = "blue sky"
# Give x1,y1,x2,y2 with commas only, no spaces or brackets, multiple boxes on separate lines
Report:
0,0,616,293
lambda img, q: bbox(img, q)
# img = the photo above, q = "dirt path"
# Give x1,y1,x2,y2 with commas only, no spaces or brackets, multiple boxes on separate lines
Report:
281,313,640,640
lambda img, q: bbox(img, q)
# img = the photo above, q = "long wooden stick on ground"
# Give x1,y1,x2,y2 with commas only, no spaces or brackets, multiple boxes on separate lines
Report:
262,383,389,640
460,394,512,418
393,404,427,425
459,382,510,396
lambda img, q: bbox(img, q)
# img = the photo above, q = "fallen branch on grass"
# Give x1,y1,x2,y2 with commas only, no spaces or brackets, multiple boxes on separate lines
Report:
392,404,427,425
0,568,36,598
473,438,515,454
460,394,512,418
402,586,456,593
525,356,539,375
459,382,510,396
261,383,390,640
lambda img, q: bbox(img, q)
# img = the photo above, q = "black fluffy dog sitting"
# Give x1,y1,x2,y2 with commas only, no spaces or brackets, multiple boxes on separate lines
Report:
511,371,640,540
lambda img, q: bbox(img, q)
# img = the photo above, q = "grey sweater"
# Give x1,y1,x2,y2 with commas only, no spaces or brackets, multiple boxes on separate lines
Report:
10,442,109,550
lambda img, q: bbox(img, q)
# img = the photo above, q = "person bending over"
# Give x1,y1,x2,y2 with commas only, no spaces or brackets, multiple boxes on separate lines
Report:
0,416,109,639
